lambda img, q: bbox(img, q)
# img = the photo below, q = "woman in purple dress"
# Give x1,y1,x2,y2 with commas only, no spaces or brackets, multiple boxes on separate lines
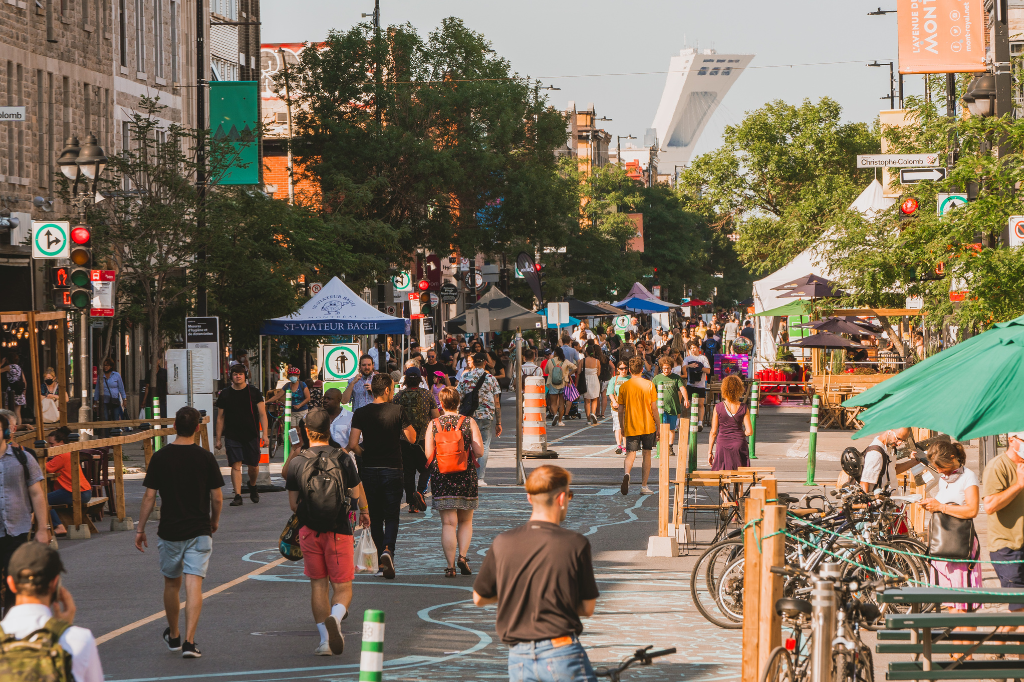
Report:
708,375,752,470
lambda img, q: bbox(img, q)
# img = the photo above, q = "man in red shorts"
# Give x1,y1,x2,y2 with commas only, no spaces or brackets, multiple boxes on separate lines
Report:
284,409,369,656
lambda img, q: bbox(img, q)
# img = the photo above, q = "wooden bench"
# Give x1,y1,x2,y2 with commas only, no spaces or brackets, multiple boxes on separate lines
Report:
877,587,1024,679
51,497,110,534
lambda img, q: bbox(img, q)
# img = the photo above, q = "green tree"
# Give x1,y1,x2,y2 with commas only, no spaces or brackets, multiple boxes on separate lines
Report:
679,97,880,276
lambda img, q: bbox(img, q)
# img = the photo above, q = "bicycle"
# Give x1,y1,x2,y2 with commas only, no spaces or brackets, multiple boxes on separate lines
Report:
595,646,677,681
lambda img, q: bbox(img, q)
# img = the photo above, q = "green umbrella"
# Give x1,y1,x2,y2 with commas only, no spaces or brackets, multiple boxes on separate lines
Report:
754,300,813,317
844,314,1024,440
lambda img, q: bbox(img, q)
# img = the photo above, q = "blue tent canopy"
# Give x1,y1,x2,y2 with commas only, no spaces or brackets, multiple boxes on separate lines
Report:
548,315,580,329
260,276,411,336
613,282,677,313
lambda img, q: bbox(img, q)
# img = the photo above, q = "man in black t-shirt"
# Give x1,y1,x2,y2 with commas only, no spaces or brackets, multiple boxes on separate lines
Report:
285,409,368,657
421,348,446,380
348,373,411,580
215,364,269,507
135,406,225,659
473,465,599,681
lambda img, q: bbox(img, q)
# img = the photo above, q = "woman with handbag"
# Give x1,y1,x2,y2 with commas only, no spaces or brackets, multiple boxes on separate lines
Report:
40,367,60,424
920,441,982,636
424,387,484,578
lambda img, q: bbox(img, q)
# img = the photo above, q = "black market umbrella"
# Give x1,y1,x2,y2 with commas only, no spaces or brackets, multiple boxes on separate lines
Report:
566,297,617,317
793,318,880,336
786,331,864,349
778,281,842,299
446,287,543,333
772,273,833,291
737,297,754,306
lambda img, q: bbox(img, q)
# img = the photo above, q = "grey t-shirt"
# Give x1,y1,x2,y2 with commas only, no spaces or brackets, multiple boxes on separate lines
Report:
0,445,43,537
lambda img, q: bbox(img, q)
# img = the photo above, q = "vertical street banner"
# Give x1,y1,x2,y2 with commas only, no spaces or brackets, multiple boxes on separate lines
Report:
897,0,986,73
209,81,259,185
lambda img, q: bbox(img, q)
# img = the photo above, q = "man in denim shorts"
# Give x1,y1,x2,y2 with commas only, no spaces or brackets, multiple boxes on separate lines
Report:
136,406,225,659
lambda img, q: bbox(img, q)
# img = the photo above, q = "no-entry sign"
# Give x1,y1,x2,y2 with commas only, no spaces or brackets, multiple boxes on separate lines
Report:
1009,216,1024,248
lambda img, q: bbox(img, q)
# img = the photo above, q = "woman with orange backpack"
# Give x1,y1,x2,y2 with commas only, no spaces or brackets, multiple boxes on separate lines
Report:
424,386,485,578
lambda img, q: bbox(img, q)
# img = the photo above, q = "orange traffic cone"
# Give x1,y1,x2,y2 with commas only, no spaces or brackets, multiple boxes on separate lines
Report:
523,376,557,459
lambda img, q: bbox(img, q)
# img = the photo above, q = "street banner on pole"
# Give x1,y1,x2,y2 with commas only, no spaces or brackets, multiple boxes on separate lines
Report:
897,0,986,74
209,81,259,185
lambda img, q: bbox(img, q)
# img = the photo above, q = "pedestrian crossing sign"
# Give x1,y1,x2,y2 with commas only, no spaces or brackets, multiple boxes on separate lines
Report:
318,343,360,382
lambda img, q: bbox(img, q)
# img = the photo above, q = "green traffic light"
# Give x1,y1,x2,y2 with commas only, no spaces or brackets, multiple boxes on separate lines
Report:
70,290,91,309
70,270,90,287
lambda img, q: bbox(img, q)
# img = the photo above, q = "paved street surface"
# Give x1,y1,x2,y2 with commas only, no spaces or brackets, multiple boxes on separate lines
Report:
59,400,889,681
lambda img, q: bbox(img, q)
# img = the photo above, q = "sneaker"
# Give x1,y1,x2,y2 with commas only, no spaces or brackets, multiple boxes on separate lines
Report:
641,486,654,495
181,641,201,658
249,486,260,503
374,568,384,578
414,491,426,510
407,506,421,514
478,480,488,487
324,615,344,655
162,627,181,652
697,421,704,432
380,552,396,579
314,641,333,656
620,473,630,496
229,494,243,507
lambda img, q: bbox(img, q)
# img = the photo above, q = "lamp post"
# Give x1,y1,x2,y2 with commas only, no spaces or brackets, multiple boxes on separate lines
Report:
866,8,903,107
617,134,636,167
867,61,896,109
57,133,108,426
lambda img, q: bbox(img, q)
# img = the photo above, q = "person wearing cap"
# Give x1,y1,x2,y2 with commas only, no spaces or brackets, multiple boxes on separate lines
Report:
136,406,225,659
982,430,1024,615
393,367,439,513
283,408,368,656
0,543,103,681
457,353,502,485
215,363,269,507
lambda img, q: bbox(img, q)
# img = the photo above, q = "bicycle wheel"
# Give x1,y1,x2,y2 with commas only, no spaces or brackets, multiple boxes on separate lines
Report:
760,647,796,682
833,647,873,682
716,556,745,622
887,537,934,613
690,539,744,629
842,543,920,615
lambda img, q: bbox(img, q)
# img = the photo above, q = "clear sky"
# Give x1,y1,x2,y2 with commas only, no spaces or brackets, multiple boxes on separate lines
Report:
263,0,913,159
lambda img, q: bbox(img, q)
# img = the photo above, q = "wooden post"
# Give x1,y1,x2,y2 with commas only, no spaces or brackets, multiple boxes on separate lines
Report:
761,476,777,504
658,423,670,537
112,444,126,523
27,312,45,443
200,420,210,451
35,449,52,540
70,450,83,530
144,436,154,468
758,504,787,677
741,486,767,682
55,318,67,426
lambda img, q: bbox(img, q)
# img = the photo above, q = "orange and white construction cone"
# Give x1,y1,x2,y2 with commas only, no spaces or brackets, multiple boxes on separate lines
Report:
255,441,272,488
523,376,557,459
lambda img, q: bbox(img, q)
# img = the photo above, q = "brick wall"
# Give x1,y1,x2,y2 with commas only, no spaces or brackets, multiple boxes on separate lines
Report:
263,148,319,207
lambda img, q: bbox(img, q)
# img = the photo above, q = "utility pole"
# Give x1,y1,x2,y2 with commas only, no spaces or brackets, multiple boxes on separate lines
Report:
363,0,381,129
279,48,295,205
990,0,1011,157
196,0,207,316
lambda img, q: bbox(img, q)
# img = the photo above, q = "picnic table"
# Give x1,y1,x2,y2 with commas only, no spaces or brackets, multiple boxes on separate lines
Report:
877,586,1024,680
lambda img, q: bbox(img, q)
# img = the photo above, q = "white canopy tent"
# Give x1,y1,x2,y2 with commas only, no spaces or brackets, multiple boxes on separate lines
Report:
751,179,895,371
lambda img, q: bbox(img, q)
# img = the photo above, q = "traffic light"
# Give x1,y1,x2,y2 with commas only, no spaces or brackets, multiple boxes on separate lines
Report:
51,266,71,309
68,225,92,309
417,279,430,292
898,196,919,222
419,290,432,317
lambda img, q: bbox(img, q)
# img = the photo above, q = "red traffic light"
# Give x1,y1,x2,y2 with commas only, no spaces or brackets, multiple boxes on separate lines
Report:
70,226,91,245
899,197,919,216
417,279,430,291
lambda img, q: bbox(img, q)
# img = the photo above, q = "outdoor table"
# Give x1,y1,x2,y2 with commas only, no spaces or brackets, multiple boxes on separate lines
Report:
878,587,1024,679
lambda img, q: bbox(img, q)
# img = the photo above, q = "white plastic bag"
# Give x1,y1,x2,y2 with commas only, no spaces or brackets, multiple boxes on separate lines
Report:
354,529,379,573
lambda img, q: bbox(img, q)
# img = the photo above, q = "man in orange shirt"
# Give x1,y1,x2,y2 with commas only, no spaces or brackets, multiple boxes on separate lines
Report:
616,356,660,496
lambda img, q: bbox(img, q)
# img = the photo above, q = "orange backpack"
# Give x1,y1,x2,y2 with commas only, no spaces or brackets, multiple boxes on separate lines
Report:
431,416,470,474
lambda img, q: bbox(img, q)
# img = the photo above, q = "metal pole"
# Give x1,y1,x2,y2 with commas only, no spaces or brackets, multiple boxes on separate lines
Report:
283,388,291,462
515,329,524,485
806,394,819,485
78,310,90,425
186,349,193,408
748,380,759,459
687,400,698,472
809,571,837,682
195,0,207,316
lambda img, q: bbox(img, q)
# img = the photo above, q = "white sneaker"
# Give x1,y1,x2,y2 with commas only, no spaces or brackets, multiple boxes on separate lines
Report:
478,480,488,486
315,641,333,656
641,486,654,495
374,568,384,577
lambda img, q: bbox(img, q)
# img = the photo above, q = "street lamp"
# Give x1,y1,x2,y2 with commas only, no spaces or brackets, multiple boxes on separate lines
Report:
867,7,896,14
617,134,636,166
962,74,996,118
867,60,896,109
57,134,107,197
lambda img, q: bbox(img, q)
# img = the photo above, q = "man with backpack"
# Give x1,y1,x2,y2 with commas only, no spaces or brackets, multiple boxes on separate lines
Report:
0,543,103,681
285,408,368,657
0,413,51,614
859,427,917,493
457,353,501,486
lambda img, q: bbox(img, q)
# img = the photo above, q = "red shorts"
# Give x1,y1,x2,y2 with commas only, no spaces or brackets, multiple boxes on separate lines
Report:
298,527,355,584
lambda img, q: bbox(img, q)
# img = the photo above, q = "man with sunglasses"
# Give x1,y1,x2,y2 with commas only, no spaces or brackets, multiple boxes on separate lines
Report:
473,465,599,682
860,427,916,493
982,431,1024,615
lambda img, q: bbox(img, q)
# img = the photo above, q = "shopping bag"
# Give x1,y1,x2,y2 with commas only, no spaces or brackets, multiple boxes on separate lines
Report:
353,529,379,573
279,513,303,561
563,381,580,403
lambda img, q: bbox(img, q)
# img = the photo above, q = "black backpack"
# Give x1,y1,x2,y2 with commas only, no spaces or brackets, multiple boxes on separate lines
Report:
295,447,349,533
840,444,889,489
459,374,488,417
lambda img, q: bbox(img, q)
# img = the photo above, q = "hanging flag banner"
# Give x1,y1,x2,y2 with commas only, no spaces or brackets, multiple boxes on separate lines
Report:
209,81,259,185
897,0,986,74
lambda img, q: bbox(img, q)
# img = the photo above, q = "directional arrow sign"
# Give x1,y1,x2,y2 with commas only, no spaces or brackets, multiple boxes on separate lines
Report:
31,221,70,259
899,167,947,184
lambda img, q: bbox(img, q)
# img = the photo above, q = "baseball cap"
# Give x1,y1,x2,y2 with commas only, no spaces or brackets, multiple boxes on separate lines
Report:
304,408,332,434
8,543,64,589
473,352,488,364
229,363,247,375
404,366,422,378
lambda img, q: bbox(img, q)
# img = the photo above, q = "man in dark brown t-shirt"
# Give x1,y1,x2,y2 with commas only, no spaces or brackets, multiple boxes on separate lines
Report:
473,465,599,681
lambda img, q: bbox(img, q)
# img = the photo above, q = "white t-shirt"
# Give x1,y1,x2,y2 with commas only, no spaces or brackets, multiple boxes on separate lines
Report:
330,408,354,449
682,354,710,388
0,604,103,682
860,437,897,489
934,467,980,506
572,328,595,344
724,321,740,341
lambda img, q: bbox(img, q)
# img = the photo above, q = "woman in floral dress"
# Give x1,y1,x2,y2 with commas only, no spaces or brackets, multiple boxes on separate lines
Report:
424,387,484,578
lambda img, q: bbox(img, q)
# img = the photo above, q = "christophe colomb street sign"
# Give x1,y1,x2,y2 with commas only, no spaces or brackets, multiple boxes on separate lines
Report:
856,153,939,168
899,167,947,184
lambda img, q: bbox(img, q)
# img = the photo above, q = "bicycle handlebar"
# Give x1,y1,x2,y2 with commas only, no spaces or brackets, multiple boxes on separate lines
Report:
594,646,677,677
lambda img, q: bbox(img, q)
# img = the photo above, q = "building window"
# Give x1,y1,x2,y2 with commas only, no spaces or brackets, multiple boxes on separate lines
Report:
697,67,707,75
722,67,731,76
119,0,128,67
47,74,55,194
709,67,720,76
135,0,145,72
154,0,164,78
170,0,178,82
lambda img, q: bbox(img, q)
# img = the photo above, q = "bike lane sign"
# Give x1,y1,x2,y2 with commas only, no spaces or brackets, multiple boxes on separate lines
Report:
318,343,360,382
31,221,70,259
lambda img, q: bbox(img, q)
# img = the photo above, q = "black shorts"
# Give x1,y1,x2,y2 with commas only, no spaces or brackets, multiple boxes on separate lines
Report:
991,547,1024,610
686,385,707,399
225,437,261,467
625,433,656,452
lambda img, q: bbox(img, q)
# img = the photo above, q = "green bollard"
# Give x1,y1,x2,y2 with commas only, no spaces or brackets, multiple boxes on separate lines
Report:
152,398,162,450
359,609,385,681
284,391,292,462
806,394,819,485
748,380,759,459
688,400,699,472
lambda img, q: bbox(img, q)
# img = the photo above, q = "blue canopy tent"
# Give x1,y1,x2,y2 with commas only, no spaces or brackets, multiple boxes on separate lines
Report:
613,282,677,314
548,315,580,329
260,276,411,336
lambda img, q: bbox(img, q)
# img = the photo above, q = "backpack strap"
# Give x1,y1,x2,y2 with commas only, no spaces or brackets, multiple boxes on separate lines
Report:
862,445,889,487
43,617,72,642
